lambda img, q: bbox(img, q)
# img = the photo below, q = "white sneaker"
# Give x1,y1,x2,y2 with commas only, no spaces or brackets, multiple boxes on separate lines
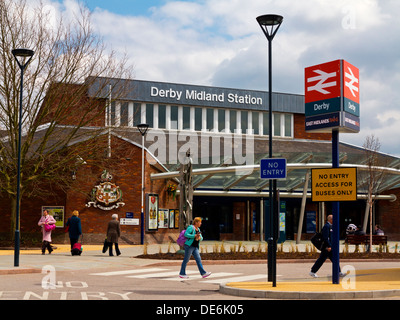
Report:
202,272,211,278
309,272,318,278
179,275,189,279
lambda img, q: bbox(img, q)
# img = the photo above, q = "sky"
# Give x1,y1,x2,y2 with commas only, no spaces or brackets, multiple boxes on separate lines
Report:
32,0,400,157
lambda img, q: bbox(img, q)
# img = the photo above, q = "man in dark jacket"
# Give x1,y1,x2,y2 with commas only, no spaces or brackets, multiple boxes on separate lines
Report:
66,210,82,249
309,215,344,278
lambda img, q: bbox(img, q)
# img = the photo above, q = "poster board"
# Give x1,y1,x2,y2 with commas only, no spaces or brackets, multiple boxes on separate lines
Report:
41,206,64,228
146,194,158,231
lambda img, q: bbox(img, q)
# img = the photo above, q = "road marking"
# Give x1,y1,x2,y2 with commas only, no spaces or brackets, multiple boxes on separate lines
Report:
164,272,241,281
127,270,197,278
203,274,269,284
90,268,168,276
90,267,274,285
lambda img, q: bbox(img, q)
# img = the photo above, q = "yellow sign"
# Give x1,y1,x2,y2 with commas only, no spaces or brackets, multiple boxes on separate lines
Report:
311,168,357,202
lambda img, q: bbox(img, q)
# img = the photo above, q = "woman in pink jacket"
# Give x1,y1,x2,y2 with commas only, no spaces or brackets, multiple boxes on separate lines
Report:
38,210,56,254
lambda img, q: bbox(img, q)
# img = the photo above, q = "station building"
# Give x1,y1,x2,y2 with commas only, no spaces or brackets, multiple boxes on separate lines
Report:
2,78,400,244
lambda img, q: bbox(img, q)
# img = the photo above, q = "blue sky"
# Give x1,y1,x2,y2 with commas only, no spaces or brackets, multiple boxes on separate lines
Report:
37,0,400,156
82,0,167,16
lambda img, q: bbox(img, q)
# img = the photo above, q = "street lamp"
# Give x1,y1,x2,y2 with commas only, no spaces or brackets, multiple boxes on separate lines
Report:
137,123,149,245
12,48,34,267
257,14,283,287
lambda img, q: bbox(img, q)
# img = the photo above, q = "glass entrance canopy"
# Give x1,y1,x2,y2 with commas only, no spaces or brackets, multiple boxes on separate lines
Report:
149,137,400,200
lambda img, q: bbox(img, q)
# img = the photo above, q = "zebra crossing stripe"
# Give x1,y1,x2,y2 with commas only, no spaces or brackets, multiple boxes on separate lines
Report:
90,268,274,285
164,272,241,281
90,268,168,276
127,270,197,278
203,274,268,284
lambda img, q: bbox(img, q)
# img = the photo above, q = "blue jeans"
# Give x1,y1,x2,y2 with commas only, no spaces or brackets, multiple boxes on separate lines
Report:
179,245,207,276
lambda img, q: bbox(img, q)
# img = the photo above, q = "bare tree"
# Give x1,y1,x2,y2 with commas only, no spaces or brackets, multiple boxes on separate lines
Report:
361,134,387,252
0,1,133,235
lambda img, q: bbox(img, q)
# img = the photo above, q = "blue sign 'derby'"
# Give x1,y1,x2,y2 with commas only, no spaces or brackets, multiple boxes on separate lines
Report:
260,158,287,179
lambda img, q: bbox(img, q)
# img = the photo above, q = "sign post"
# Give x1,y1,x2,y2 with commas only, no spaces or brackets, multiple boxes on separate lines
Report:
260,158,286,287
305,59,360,284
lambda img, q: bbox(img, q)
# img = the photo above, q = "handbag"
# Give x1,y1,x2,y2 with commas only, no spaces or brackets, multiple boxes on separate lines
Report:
310,232,324,251
44,224,56,232
102,238,110,253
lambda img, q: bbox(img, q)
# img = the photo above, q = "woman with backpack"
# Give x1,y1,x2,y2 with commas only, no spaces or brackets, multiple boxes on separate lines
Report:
179,217,211,279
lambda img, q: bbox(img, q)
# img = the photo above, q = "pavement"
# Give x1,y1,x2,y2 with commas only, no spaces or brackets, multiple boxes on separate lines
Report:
1,240,400,299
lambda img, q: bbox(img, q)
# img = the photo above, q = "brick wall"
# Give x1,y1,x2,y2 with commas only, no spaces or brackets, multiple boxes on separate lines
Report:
377,188,400,240
0,136,180,245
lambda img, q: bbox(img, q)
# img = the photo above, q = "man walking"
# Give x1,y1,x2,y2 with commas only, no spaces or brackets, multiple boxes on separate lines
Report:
309,214,344,278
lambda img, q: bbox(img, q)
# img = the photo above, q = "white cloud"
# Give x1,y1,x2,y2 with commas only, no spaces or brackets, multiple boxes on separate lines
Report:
39,0,400,156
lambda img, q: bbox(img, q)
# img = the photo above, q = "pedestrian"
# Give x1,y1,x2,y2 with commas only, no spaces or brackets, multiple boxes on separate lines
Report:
66,210,82,249
374,225,384,235
38,210,56,255
354,225,366,235
309,214,345,278
179,217,211,279
106,214,121,256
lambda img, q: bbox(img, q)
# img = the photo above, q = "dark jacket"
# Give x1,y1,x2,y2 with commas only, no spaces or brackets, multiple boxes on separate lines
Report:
107,219,121,243
66,215,82,239
321,221,332,250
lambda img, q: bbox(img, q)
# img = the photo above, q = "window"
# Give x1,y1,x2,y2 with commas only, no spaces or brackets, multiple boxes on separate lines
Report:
195,108,202,131
206,108,214,131
241,111,248,134
120,102,129,126
183,106,191,130
146,104,154,128
285,114,292,137
252,112,259,135
158,105,166,129
274,113,281,136
133,103,141,127
171,105,178,129
230,110,237,133
263,112,269,135
218,109,225,132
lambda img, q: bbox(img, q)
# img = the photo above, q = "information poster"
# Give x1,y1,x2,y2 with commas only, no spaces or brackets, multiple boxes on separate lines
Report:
174,209,179,229
146,194,158,231
306,211,316,233
169,209,175,229
42,206,64,228
158,208,169,228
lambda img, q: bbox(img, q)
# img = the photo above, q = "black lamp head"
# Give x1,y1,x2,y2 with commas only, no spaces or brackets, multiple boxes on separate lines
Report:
137,123,150,136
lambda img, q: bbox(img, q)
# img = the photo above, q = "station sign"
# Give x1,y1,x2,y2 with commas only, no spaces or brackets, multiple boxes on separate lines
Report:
311,167,357,202
260,158,287,179
305,112,360,133
305,59,360,132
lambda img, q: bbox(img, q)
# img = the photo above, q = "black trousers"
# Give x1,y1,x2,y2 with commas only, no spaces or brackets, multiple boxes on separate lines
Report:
108,242,121,256
311,248,341,273
41,240,53,254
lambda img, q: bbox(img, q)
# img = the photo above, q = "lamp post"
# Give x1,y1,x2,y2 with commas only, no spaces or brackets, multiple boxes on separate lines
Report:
137,123,149,245
257,14,283,287
12,48,34,267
